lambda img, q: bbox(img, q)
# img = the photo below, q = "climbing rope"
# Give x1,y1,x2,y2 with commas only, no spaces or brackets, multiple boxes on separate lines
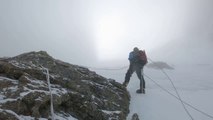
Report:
41,66,55,120
148,58,194,120
87,65,128,70
144,74,213,119
84,59,213,119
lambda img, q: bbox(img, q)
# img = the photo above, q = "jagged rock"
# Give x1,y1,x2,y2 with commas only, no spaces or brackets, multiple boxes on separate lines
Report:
131,113,140,120
0,110,19,120
0,51,130,120
146,61,174,70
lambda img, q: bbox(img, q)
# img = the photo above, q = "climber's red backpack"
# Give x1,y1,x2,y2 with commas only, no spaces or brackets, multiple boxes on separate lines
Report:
138,50,148,65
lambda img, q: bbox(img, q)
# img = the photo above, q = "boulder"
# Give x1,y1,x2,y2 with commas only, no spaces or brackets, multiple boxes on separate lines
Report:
131,113,140,120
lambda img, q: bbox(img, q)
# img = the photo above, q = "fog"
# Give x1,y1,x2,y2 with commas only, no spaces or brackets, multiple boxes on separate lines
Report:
0,0,213,67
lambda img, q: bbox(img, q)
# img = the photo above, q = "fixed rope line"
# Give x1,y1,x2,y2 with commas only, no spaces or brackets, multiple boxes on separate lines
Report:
40,66,55,120
144,74,213,119
81,59,213,119
148,58,194,120
162,69,194,120
86,66,128,71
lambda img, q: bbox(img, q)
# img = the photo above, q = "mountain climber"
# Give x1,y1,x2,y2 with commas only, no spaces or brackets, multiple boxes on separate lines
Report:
123,47,147,93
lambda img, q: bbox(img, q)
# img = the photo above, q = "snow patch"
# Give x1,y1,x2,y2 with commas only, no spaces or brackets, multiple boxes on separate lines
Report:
0,109,22,120
20,115,35,120
55,113,77,120
0,98,18,104
9,60,32,69
20,84,68,97
20,87,49,97
0,76,18,84
51,87,68,96
0,94,5,100
3,86,18,92
101,110,121,115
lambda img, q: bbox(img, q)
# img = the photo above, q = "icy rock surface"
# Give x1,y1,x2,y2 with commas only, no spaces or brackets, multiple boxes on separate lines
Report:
0,51,130,120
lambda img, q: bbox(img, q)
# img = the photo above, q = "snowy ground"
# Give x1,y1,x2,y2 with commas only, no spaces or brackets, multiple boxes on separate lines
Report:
91,63,213,120
1,62,212,120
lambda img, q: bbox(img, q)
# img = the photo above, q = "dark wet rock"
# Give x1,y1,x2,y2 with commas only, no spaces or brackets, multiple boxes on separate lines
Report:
0,110,19,120
0,51,130,120
146,61,174,70
131,113,140,120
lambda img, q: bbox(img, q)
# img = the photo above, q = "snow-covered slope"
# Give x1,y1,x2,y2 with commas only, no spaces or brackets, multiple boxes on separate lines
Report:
92,63,213,120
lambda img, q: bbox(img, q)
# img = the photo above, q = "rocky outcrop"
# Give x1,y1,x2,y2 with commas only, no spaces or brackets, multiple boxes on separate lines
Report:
146,61,174,70
131,113,140,120
0,51,130,120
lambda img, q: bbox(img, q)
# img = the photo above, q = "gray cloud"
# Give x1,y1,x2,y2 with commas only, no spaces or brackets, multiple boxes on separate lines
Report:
0,0,212,66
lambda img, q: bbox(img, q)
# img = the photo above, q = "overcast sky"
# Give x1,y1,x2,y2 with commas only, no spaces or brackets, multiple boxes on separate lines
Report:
0,0,213,66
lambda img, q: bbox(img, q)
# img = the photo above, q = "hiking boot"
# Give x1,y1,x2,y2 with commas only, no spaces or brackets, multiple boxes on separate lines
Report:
143,89,145,94
136,89,145,94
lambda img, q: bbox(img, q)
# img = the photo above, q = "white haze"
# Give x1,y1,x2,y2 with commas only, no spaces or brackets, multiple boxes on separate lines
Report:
0,0,213,67
1,1,213,120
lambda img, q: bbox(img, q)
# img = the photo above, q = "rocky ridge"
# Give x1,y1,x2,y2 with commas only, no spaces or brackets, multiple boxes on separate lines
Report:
0,51,130,120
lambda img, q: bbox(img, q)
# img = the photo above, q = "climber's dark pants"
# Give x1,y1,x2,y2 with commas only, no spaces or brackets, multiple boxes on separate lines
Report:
124,63,145,90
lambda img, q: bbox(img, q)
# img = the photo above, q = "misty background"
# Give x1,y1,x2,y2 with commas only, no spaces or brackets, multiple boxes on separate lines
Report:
0,0,213,67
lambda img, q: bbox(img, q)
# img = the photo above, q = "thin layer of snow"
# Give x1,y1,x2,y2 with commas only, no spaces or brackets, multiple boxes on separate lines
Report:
20,115,35,120
50,74,60,79
51,84,68,96
0,74,77,120
20,113,78,120
3,86,18,92
30,79,46,87
9,60,33,69
27,83,44,89
0,98,18,104
81,80,106,89
18,76,68,97
81,79,123,100
101,110,121,115
101,110,121,120
9,60,25,69
0,76,18,84
0,111,77,120
24,76,47,88
0,85,19,104
54,113,77,120
20,86,49,97
0,94,5,100
51,87,68,96
0,108,22,120
20,84,68,97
